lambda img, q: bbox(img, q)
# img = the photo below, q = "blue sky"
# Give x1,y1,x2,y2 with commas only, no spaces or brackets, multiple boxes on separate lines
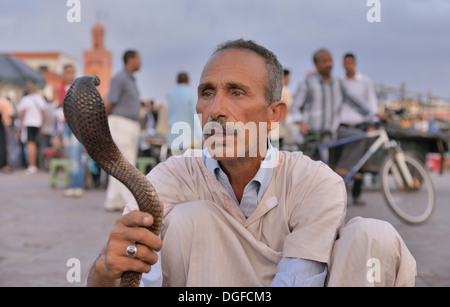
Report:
1,0,449,102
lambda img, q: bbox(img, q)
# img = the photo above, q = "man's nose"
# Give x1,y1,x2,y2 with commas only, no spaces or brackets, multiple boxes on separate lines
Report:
209,92,227,120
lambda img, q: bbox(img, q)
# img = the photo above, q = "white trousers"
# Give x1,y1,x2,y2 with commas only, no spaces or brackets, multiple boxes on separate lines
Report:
160,201,417,287
104,115,140,211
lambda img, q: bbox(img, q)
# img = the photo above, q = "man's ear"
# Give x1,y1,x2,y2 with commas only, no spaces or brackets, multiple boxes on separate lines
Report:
267,101,288,131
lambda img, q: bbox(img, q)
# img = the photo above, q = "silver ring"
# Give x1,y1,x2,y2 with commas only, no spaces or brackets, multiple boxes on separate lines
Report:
126,243,138,258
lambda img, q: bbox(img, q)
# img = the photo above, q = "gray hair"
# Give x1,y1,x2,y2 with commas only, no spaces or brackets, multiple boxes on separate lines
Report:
213,39,284,105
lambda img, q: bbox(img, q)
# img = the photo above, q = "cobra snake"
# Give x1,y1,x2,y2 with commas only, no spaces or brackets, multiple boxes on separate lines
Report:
63,76,162,287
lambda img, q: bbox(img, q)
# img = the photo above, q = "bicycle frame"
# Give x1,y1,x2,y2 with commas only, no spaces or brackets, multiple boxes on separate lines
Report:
315,128,393,183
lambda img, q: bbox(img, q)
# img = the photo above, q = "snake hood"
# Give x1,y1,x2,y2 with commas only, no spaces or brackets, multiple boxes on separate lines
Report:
63,76,120,168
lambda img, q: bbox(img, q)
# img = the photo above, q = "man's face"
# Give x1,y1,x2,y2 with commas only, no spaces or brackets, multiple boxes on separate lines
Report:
315,51,333,77
130,54,142,72
343,56,356,75
196,49,272,160
63,66,75,84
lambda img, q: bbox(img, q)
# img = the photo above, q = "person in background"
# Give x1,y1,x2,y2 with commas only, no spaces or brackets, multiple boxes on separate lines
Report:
167,72,203,156
0,96,14,173
60,64,85,198
339,52,380,205
103,50,142,212
270,69,296,150
41,97,56,150
17,87,46,175
138,100,158,158
290,49,377,180
280,69,298,151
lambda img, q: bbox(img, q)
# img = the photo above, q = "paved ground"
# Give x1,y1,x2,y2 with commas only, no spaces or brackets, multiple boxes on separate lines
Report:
345,171,450,287
0,168,449,287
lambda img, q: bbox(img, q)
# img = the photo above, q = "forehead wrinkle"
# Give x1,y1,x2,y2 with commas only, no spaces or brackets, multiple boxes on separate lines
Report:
201,50,266,87
223,80,252,93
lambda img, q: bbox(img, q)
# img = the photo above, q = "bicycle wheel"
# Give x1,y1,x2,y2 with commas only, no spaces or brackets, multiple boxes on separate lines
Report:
380,153,435,224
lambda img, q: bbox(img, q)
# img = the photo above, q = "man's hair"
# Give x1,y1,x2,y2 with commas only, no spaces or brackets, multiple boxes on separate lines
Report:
63,64,74,71
213,39,284,105
343,52,356,62
313,48,330,64
177,72,189,84
123,50,138,65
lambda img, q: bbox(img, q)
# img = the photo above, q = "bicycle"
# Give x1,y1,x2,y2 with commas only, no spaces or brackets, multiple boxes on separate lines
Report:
301,126,436,224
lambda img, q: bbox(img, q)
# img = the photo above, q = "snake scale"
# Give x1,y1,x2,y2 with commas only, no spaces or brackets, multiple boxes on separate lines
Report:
63,76,162,287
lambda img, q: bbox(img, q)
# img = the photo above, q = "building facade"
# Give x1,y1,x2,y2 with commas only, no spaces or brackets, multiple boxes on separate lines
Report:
83,21,112,98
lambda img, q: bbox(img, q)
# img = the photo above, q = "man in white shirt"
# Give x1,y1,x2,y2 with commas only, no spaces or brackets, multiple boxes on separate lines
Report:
340,53,378,128
338,53,379,205
17,88,46,175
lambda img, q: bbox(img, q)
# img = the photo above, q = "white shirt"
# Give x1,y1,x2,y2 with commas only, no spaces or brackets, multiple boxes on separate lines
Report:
340,73,378,125
18,93,46,127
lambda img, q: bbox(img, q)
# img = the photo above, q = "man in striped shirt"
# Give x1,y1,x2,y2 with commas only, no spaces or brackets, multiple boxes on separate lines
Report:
290,49,377,177
291,49,377,136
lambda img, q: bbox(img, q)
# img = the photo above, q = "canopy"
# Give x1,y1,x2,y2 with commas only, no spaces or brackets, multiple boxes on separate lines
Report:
0,54,46,89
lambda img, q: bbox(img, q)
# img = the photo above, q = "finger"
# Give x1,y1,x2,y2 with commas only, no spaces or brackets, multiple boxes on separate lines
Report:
110,215,162,254
119,210,154,228
124,243,159,266
103,248,152,277
125,258,152,274
123,226,163,252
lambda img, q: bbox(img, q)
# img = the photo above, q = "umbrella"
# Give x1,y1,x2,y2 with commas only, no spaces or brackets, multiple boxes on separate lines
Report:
0,54,46,89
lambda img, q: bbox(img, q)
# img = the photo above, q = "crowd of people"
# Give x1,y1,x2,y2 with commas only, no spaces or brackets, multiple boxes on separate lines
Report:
0,46,381,207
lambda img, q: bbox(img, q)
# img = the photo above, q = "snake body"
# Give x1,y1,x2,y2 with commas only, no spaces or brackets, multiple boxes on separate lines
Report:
63,76,162,287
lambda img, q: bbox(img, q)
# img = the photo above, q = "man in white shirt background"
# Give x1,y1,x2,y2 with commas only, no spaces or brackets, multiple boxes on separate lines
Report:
339,52,379,205
340,53,378,129
17,87,46,175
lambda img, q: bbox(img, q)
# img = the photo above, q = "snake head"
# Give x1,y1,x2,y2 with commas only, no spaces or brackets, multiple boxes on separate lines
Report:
92,76,101,87
84,75,101,85
63,75,119,168
73,75,101,89
63,76,105,131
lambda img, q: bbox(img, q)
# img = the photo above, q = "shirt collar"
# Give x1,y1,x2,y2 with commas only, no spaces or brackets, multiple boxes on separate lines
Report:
203,141,278,187
345,72,362,81
123,68,136,81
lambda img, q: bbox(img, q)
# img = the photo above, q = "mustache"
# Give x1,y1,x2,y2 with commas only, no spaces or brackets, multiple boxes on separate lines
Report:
203,120,240,136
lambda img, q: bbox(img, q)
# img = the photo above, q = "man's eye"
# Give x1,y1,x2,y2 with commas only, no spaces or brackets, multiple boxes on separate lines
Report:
232,91,244,97
202,91,214,97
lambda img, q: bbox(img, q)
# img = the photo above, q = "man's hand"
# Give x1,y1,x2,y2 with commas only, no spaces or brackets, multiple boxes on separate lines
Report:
376,112,391,122
87,211,162,287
